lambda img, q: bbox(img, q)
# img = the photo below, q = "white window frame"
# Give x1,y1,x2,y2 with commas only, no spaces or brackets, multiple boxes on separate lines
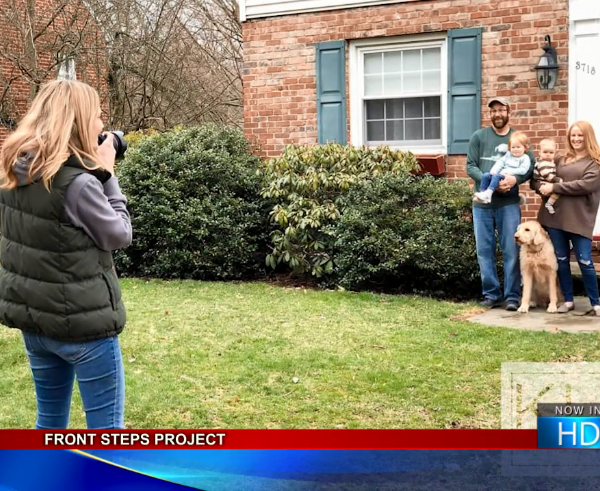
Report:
349,33,447,155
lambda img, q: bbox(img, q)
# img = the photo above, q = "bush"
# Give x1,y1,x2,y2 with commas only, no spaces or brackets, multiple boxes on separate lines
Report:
124,128,160,148
331,173,480,299
114,125,271,280
258,143,420,277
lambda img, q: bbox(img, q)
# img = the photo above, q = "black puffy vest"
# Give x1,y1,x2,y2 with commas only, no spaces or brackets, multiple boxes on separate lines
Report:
0,156,126,341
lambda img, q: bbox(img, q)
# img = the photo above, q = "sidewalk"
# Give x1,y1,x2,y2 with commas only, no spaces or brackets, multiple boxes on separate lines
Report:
467,296,600,333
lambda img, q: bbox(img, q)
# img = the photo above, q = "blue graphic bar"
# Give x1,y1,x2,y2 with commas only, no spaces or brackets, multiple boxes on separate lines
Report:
538,417,600,449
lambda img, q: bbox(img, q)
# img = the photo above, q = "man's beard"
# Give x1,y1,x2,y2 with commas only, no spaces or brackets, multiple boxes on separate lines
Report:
492,116,508,129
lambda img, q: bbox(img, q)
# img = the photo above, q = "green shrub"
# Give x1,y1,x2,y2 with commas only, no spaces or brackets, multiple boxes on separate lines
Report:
114,125,270,280
331,174,480,299
258,143,420,277
124,128,160,148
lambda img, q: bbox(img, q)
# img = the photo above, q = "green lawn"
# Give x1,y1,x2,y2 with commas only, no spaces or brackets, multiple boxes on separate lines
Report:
1,279,598,429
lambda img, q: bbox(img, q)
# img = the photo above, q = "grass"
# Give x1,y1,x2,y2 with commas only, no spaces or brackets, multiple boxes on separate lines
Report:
1,278,599,429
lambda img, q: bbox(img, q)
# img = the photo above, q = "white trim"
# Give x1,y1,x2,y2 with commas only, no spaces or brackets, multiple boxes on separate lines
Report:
570,0,600,21
568,16,576,125
239,0,246,22
241,0,424,22
349,34,447,155
569,13,600,126
349,32,447,49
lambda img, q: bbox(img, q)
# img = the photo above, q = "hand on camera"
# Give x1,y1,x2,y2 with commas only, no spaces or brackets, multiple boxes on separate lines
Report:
98,132,116,175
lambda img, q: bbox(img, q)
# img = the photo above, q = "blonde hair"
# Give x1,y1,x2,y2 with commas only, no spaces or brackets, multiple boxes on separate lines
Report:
539,138,557,150
566,121,600,165
0,80,104,190
509,131,529,151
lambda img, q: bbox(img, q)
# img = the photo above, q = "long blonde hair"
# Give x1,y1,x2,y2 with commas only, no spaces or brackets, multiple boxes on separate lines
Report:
0,80,104,190
566,120,600,165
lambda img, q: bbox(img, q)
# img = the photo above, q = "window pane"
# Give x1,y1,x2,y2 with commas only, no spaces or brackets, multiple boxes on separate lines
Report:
402,72,421,93
383,73,402,96
405,98,423,119
367,121,385,141
423,96,441,117
383,51,402,73
364,96,442,144
424,119,441,140
386,121,404,141
405,120,423,140
364,53,382,75
423,70,441,92
403,49,421,71
364,45,442,101
386,99,403,119
366,100,385,120
422,48,441,70
364,75,382,96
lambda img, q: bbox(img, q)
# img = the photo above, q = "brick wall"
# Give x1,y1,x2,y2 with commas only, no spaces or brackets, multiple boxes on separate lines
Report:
0,0,108,146
242,0,569,224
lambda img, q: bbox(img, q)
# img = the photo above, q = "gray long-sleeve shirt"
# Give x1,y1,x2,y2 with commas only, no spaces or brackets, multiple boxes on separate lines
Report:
64,174,132,251
15,157,132,251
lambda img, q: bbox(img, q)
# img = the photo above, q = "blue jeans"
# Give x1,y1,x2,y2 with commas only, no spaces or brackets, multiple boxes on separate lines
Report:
473,204,521,303
22,333,125,429
480,172,505,192
546,227,600,306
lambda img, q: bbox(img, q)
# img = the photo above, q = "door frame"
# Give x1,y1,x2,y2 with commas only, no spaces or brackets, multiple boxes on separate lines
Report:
569,0,600,238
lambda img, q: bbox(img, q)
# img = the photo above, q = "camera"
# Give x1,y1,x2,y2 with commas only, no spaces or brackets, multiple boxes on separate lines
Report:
98,130,128,160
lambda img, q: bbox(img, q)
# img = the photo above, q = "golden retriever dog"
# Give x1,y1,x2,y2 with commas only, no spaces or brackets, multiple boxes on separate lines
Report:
514,220,562,313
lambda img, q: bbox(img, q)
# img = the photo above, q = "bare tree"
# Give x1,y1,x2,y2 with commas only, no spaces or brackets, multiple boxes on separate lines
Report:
0,0,107,126
0,0,243,132
83,0,242,132
184,0,243,123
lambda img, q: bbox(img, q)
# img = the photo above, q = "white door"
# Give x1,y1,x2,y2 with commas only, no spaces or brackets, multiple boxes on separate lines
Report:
570,0,600,235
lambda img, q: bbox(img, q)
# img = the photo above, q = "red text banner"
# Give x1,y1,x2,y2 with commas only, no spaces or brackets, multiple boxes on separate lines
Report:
0,429,537,450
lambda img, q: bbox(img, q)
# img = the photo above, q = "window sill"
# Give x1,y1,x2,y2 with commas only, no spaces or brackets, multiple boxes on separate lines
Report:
387,146,446,155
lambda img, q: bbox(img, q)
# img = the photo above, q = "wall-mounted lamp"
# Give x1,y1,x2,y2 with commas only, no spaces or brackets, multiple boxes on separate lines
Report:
535,35,559,90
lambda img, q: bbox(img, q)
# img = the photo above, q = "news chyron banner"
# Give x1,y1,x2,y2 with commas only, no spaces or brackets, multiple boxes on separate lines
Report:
2,428,600,490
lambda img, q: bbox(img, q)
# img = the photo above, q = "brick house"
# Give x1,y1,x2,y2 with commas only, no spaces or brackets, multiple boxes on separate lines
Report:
0,0,107,145
241,0,600,239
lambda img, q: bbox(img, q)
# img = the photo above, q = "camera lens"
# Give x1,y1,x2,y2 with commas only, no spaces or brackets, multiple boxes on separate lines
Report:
98,131,128,159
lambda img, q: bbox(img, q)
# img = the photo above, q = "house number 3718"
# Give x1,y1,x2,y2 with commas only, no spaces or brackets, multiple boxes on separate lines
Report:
576,62,596,75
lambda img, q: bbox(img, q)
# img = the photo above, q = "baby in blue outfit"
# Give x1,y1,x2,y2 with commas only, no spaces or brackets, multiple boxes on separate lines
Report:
474,131,531,204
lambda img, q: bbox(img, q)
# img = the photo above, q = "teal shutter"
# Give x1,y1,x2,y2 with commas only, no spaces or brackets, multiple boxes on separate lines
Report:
447,28,482,154
316,40,347,144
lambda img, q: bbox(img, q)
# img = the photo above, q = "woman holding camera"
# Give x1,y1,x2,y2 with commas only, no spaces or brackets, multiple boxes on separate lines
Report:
0,80,132,429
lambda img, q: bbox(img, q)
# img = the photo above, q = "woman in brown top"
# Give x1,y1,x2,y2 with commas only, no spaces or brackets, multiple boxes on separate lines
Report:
531,121,600,315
